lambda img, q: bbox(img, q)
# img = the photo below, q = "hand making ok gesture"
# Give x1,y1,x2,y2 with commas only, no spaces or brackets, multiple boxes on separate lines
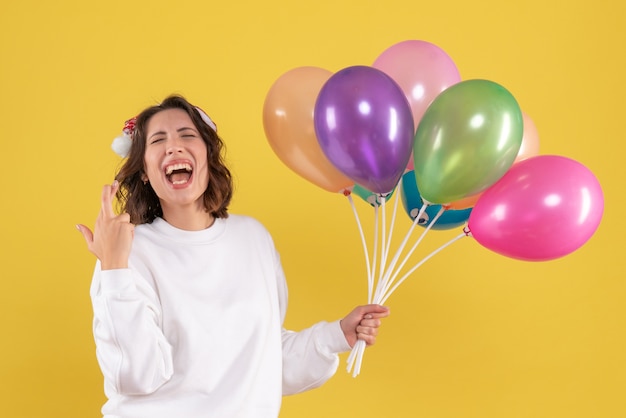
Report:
77,180,135,270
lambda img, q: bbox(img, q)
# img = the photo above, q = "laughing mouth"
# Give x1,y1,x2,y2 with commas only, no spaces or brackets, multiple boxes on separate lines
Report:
165,163,193,185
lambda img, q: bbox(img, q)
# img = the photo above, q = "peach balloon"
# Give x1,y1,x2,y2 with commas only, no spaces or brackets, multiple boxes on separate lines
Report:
446,193,481,210
263,67,353,193
517,112,540,163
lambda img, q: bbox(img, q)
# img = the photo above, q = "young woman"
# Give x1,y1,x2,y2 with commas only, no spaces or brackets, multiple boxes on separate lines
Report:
77,95,389,417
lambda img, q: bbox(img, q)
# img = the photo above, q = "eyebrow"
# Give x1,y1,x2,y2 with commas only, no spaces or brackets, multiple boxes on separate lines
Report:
148,127,199,140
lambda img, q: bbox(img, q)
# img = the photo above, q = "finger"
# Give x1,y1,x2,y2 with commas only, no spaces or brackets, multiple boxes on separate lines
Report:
357,331,378,346
359,324,372,334
362,311,390,321
76,224,94,245
357,324,379,335
117,212,131,223
101,181,118,219
360,317,382,328
360,304,390,315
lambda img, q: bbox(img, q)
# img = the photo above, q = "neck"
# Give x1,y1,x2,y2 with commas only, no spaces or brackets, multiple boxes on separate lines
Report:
160,203,215,231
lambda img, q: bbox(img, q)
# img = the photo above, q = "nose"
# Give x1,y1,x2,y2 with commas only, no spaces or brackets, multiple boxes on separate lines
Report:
166,137,184,155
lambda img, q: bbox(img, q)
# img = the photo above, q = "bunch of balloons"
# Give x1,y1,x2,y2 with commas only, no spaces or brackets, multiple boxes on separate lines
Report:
263,39,603,262
263,39,604,375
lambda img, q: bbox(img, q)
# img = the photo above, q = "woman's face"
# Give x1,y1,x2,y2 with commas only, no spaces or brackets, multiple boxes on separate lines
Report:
143,108,209,213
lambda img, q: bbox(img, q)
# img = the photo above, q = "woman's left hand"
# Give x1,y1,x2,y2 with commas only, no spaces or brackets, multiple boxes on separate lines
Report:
340,304,390,347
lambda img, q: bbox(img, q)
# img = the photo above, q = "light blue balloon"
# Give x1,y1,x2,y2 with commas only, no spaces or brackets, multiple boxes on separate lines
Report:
352,183,395,207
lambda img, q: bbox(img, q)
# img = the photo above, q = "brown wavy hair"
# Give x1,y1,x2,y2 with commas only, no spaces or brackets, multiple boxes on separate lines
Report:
114,95,232,224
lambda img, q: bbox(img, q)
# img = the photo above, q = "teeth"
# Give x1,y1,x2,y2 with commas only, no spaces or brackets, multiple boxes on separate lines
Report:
165,163,192,175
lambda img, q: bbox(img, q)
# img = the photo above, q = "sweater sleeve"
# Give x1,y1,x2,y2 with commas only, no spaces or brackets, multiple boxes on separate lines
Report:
281,320,352,395
274,251,352,395
90,262,174,395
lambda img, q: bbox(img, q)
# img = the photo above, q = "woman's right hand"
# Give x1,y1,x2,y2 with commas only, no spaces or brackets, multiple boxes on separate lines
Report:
77,181,135,270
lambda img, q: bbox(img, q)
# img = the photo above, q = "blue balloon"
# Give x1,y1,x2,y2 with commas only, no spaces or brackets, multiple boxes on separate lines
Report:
400,171,472,230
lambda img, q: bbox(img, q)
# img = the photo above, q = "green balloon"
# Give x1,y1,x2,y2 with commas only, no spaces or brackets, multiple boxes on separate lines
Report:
413,79,523,204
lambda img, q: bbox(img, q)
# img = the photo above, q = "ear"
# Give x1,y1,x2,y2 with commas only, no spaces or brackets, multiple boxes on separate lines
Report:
141,173,148,183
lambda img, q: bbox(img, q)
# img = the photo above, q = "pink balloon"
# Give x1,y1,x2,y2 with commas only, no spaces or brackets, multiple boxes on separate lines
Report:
373,40,461,131
405,151,415,172
467,155,603,261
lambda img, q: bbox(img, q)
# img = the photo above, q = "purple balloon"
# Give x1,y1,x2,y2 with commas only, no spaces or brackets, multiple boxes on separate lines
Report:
314,66,414,194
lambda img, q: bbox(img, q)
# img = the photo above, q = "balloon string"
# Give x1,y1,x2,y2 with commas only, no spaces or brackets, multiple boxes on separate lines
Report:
378,206,445,302
370,205,379,303
346,339,366,377
380,230,467,305
346,191,388,376
380,177,402,287
348,199,382,377
348,183,408,378
346,191,462,377
377,196,388,300
349,189,400,377
346,194,373,302
373,203,428,303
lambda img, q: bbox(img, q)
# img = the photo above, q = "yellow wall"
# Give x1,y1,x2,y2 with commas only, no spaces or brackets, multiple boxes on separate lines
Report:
1,0,624,417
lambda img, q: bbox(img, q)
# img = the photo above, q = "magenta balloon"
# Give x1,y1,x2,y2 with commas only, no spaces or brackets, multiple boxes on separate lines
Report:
373,40,461,129
467,155,603,261
314,65,414,194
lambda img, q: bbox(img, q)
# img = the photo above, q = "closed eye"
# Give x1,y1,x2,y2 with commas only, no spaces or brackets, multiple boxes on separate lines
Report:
178,127,199,137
